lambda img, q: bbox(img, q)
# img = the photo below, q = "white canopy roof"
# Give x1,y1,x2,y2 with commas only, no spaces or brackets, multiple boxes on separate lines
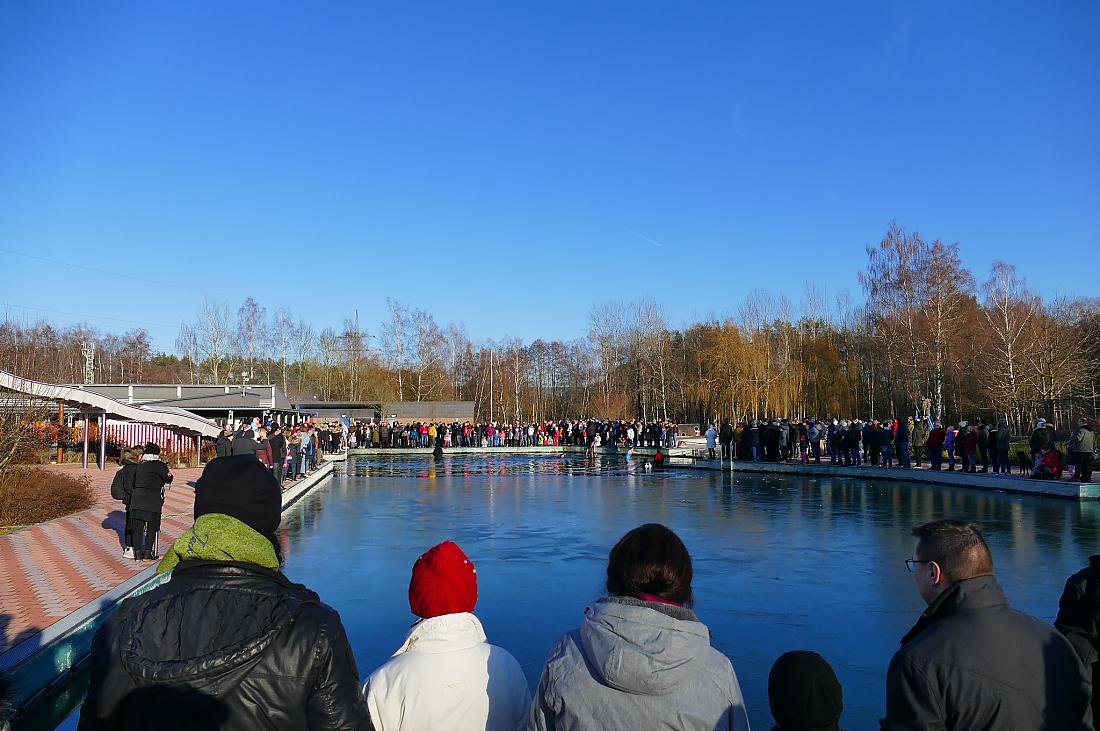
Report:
0,369,221,438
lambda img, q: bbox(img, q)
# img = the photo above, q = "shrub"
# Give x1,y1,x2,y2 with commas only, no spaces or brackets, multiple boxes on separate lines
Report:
0,468,93,528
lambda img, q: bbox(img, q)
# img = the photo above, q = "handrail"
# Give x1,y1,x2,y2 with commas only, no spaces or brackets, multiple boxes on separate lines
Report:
0,369,221,437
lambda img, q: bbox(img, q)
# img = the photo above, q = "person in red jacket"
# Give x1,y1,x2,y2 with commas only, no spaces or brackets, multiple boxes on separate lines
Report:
926,423,946,471
1032,443,1064,479
961,423,979,473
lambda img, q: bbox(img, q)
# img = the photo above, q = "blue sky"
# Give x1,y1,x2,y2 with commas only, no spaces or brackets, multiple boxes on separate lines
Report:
1,1,1097,352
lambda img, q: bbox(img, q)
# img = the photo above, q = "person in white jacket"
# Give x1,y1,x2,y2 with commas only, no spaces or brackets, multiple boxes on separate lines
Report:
363,541,531,731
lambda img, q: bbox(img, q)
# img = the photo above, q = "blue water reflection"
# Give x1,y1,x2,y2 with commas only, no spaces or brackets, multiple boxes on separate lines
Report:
278,454,1098,730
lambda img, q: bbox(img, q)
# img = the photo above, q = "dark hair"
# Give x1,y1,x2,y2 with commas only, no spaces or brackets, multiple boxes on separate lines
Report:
606,523,693,606
911,519,994,582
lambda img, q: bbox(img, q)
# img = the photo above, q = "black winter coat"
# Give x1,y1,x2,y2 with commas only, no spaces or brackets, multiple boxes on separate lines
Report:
128,459,172,514
110,463,139,505
215,434,233,457
78,560,372,731
1057,555,1100,722
881,574,1091,730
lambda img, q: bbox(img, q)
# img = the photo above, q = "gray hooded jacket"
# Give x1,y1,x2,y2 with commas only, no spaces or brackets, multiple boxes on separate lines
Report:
528,597,750,731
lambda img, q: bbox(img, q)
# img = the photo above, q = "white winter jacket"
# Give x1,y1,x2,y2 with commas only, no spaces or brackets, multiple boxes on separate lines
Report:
363,612,531,731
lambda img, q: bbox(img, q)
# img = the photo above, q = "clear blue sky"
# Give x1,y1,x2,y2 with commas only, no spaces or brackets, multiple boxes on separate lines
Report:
1,1,1097,352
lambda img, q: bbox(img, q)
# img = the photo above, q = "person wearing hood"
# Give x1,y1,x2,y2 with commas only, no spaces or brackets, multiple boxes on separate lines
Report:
363,541,529,731
768,651,843,731
882,520,1090,730
1068,418,1095,482
528,523,750,731
78,456,372,731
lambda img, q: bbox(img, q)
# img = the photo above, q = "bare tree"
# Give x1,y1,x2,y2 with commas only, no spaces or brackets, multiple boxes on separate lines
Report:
980,262,1037,430
382,298,409,401
236,297,268,383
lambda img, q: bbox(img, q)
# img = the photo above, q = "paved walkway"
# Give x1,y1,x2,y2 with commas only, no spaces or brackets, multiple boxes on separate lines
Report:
0,464,203,658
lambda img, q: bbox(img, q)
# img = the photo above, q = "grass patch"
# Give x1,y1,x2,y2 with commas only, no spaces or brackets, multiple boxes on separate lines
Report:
0,468,94,526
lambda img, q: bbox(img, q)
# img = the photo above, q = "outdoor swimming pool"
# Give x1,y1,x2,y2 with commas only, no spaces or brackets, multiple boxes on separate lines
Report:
43,453,1099,729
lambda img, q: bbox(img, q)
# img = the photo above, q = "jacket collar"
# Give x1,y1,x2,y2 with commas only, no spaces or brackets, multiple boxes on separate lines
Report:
393,612,487,656
171,559,318,599
600,595,699,623
901,574,1008,645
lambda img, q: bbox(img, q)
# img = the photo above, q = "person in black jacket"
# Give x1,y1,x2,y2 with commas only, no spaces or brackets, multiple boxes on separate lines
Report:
1056,555,1100,723
78,455,373,731
215,428,234,457
718,420,735,460
882,519,1091,730
269,424,288,484
129,443,173,561
109,447,143,559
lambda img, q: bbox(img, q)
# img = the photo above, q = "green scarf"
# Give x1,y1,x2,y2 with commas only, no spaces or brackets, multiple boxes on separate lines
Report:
157,513,280,574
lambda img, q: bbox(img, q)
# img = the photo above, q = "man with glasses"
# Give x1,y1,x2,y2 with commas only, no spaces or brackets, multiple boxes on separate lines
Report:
882,519,1091,730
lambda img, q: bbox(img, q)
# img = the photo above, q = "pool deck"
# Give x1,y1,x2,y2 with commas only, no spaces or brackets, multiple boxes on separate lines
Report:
344,445,1100,500
0,459,337,717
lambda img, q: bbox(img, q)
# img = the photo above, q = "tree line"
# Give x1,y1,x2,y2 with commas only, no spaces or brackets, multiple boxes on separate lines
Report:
2,224,1097,434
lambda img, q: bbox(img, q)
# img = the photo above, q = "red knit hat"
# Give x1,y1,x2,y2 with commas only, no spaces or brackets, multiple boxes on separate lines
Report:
408,541,478,619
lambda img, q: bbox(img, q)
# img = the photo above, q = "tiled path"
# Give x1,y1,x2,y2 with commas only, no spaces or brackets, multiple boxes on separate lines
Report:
0,464,203,658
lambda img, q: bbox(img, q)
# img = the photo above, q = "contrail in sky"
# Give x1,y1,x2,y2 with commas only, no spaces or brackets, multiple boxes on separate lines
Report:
629,230,664,248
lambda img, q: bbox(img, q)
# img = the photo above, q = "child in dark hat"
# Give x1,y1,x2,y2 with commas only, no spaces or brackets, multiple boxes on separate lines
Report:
769,650,844,731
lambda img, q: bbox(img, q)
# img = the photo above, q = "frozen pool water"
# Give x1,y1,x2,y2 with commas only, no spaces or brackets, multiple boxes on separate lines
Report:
44,453,1099,729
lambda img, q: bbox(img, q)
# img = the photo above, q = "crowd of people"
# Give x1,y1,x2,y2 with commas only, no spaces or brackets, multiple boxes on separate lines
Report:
703,415,1096,482
347,418,681,451
82,458,1099,730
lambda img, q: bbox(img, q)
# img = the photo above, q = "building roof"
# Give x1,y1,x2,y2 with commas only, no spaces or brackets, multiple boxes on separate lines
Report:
67,383,296,412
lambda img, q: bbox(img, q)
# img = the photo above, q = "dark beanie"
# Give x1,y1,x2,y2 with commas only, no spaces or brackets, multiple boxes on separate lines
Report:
144,442,161,455
194,455,282,548
768,651,843,731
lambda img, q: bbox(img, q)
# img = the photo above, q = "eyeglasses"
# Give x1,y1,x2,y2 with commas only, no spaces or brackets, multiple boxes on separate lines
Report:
905,559,933,573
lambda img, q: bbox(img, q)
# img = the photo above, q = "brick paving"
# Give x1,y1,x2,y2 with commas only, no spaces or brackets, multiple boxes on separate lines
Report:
0,463,203,657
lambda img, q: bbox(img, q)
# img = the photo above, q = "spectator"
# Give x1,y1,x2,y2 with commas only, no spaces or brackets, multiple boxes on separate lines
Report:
995,418,1012,474
215,428,234,457
1028,418,1049,461
705,422,718,460
882,519,1090,730
1056,555,1100,723
129,443,173,562
78,456,372,731
109,447,143,559
269,425,288,484
926,422,945,471
528,523,750,731
363,541,529,730
911,417,929,468
894,417,911,468
769,651,844,731
976,419,990,472
1069,418,1095,483
719,420,735,460
1031,442,1064,480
